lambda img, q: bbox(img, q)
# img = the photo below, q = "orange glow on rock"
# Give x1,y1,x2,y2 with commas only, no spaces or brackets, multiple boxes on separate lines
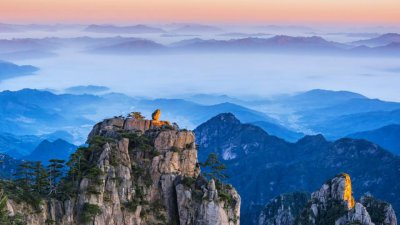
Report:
343,173,356,209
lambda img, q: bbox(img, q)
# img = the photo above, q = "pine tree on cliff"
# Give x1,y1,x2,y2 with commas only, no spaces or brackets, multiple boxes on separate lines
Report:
14,161,36,191
0,189,8,223
47,159,65,196
32,161,49,196
66,147,87,184
200,153,229,181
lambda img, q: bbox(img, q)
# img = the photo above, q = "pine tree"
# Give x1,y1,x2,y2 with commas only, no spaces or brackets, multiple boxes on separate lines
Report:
32,161,49,196
0,189,8,224
66,147,88,184
128,112,145,120
47,159,65,196
15,161,36,191
200,153,228,181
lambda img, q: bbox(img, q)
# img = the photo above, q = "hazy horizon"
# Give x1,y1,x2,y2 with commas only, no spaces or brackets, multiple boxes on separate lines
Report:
1,22,400,102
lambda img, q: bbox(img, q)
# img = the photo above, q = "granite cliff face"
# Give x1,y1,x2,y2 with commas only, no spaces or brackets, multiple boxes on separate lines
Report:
258,173,397,225
5,113,240,225
297,173,373,225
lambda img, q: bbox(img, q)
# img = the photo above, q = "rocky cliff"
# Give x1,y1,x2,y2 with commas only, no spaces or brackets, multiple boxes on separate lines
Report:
5,114,240,225
296,173,373,225
258,173,397,225
360,194,397,225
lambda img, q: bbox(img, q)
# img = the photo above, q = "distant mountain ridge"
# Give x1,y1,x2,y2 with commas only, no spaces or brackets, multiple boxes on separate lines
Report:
251,121,303,142
0,153,22,179
89,39,167,54
64,85,110,95
351,33,400,47
171,24,222,33
0,89,284,142
0,131,74,158
2,88,400,148
170,36,348,53
279,89,367,110
1,35,400,57
309,109,400,138
348,124,400,155
0,89,99,139
83,24,165,33
136,98,278,128
24,139,77,164
257,89,400,139
0,60,38,80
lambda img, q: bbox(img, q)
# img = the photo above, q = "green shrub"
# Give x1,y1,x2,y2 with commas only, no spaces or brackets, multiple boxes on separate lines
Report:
109,153,120,167
88,136,114,154
86,186,100,195
45,219,55,225
218,188,235,209
170,146,179,152
123,199,140,212
192,189,204,201
84,166,103,185
182,177,195,187
80,203,101,224
185,143,193,149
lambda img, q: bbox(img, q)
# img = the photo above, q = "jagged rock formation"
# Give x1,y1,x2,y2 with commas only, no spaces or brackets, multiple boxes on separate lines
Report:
121,109,171,132
5,114,240,225
257,192,309,225
151,109,171,127
297,173,373,225
258,173,397,225
361,194,397,225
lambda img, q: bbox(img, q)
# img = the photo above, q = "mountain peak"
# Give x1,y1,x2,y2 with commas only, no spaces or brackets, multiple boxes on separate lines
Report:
24,138,77,164
296,134,327,145
208,113,241,125
301,89,366,99
352,33,400,47
381,33,400,38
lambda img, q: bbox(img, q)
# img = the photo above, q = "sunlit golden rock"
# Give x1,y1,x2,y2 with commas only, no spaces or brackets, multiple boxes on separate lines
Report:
152,109,161,121
120,109,171,132
151,109,171,127
343,173,356,209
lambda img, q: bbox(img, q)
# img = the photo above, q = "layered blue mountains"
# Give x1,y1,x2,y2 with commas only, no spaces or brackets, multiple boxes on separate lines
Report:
1,88,400,160
0,60,38,80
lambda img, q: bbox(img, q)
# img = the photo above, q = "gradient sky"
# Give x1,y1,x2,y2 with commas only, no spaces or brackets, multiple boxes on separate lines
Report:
1,0,400,24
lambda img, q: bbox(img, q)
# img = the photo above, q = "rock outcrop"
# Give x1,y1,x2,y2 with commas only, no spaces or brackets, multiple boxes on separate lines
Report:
258,173,397,225
6,114,240,225
296,173,373,225
257,192,309,225
361,194,398,225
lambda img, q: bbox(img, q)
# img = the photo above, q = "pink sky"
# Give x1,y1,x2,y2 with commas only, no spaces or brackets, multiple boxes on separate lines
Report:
1,0,400,24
